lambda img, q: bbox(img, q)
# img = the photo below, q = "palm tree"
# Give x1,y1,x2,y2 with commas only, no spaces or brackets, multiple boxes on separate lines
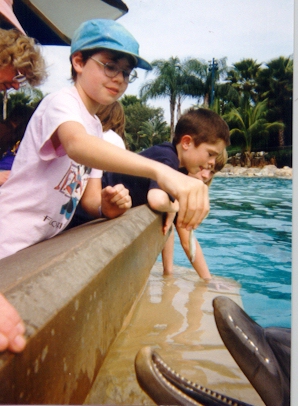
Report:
184,57,228,108
256,56,293,147
121,95,167,151
140,57,205,137
223,98,284,162
137,117,170,149
140,57,182,137
0,88,44,120
225,59,262,105
211,82,239,115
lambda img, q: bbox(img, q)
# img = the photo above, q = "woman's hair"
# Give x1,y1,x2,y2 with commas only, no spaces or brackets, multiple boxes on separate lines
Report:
205,148,228,186
0,28,47,86
96,101,126,140
173,108,230,148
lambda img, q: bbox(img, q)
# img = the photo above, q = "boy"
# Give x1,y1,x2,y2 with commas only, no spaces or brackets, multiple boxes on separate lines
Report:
101,108,230,220
0,19,209,259
161,149,228,279
99,108,229,279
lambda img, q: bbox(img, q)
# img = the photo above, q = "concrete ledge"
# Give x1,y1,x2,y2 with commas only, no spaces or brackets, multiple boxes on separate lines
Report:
0,205,167,404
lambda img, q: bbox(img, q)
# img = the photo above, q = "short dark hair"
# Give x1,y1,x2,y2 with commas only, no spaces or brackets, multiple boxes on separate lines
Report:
173,108,230,147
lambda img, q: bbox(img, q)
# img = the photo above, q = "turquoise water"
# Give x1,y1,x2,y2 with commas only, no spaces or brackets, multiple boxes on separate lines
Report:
172,177,292,328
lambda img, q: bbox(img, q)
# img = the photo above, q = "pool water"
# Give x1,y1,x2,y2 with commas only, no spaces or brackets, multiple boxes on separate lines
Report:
171,177,292,328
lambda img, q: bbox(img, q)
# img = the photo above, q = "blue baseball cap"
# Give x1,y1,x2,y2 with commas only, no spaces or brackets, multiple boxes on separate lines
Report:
70,19,152,71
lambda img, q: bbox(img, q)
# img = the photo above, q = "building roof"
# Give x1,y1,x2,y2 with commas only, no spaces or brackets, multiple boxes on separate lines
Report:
1,0,128,45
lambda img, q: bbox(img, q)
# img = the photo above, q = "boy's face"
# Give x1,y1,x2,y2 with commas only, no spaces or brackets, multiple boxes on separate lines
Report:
75,50,133,110
180,137,225,175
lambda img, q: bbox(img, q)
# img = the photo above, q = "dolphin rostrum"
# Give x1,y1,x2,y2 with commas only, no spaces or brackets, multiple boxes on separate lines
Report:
135,296,290,406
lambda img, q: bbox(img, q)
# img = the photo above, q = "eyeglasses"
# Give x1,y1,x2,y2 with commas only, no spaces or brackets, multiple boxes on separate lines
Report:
13,71,27,87
90,57,138,84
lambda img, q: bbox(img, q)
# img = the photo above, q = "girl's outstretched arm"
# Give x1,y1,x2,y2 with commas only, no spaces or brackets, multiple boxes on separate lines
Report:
56,121,209,230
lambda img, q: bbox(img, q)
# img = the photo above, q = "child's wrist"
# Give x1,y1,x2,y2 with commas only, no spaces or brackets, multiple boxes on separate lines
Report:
98,206,107,218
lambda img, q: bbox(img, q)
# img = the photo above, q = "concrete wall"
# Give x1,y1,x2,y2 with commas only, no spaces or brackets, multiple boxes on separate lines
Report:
0,205,167,404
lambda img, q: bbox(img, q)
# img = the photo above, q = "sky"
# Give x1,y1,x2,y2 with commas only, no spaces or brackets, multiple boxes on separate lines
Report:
39,0,294,123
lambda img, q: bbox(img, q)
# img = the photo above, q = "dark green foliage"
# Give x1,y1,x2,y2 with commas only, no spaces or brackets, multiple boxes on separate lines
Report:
121,95,170,151
0,88,44,121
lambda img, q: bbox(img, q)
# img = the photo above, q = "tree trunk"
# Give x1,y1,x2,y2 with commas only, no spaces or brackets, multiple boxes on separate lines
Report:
278,128,285,147
177,95,181,121
170,99,176,141
203,93,209,108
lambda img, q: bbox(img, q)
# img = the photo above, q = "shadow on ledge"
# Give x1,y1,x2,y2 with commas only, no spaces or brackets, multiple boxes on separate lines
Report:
0,205,167,404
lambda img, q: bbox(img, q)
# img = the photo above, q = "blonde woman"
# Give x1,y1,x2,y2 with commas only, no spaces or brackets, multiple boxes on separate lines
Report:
0,28,46,92
0,28,46,354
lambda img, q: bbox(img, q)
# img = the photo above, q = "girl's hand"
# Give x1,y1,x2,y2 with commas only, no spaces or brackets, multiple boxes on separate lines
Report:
157,168,210,230
101,184,132,218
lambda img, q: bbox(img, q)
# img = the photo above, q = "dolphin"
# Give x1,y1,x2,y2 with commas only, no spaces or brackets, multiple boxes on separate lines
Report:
213,296,290,406
134,296,290,406
135,346,254,406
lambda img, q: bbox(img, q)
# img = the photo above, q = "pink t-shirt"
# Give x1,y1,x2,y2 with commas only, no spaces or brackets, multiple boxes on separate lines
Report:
0,86,103,259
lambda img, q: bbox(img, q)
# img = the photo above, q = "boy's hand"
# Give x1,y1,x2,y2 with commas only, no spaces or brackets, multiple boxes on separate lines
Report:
101,184,132,219
0,293,26,353
163,212,176,235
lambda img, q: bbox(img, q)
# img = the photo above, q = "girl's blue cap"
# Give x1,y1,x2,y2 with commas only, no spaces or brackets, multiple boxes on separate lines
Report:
70,19,152,71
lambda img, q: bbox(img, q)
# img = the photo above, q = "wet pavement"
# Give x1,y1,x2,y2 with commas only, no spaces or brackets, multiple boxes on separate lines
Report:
85,262,264,405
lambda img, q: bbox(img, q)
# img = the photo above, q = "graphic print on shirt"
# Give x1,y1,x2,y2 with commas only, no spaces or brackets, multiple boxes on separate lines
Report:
55,163,91,220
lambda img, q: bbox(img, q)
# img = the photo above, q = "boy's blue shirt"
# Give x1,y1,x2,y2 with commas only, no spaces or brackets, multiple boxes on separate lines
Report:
102,142,185,207
0,150,15,170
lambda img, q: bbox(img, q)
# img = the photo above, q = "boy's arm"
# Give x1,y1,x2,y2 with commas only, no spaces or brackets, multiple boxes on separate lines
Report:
147,188,179,214
80,178,131,219
176,226,212,280
147,188,179,235
161,228,175,275
55,121,209,229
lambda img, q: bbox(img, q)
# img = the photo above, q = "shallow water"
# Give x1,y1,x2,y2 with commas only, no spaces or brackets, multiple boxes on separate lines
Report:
86,264,264,405
172,177,292,328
